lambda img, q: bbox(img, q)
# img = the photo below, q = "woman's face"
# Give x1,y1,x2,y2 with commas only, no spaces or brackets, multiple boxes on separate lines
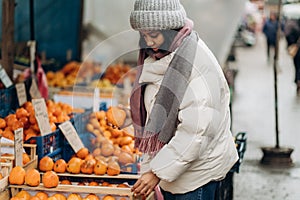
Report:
140,30,165,52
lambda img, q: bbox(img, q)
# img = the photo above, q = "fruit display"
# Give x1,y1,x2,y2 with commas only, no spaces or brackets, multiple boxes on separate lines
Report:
0,100,74,142
84,107,141,172
46,61,102,88
102,63,136,85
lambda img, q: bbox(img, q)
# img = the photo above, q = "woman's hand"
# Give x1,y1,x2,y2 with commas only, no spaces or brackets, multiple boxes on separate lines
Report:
131,171,160,197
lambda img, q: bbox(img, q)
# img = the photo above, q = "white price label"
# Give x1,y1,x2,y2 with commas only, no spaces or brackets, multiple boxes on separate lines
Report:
32,98,52,136
16,83,27,106
30,79,42,99
59,121,84,153
14,128,24,167
93,88,100,112
0,64,13,88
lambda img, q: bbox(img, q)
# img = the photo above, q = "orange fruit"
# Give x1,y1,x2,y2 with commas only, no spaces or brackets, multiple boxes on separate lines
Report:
9,166,26,185
53,194,67,200
88,181,98,186
76,147,89,159
23,152,31,165
11,120,24,131
0,118,6,129
60,179,72,185
93,160,107,175
92,148,101,157
84,194,99,200
67,157,82,174
53,159,67,173
39,156,54,172
5,114,18,127
15,190,31,200
35,192,48,200
107,161,120,176
101,143,114,157
80,159,96,174
47,197,58,200
117,183,130,188
118,151,134,165
10,197,21,200
101,181,110,186
42,171,59,188
84,154,94,161
25,168,40,186
106,106,126,127
102,195,115,200
29,197,41,200
16,107,29,119
67,193,82,200
2,129,14,140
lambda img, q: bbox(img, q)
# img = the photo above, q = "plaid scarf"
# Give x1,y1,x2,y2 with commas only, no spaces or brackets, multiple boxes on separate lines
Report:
130,20,198,154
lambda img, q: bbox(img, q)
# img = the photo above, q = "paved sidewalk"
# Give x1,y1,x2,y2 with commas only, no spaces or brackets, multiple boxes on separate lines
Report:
230,32,300,200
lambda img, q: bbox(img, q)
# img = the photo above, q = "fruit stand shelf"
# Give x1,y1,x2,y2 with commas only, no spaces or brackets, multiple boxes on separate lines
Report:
10,184,131,196
9,184,155,200
53,173,140,180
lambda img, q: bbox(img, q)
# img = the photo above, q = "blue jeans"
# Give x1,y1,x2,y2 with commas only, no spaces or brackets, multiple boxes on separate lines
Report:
160,180,219,200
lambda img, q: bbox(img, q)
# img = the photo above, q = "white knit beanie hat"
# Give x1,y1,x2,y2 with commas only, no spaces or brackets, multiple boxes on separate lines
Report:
130,0,187,30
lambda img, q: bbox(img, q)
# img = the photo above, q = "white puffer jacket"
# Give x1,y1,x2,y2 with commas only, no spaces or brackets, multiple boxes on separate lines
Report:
138,37,239,194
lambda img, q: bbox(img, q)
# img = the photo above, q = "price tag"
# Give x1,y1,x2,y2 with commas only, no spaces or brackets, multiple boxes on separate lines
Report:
0,64,13,88
14,128,23,167
93,88,100,112
32,98,52,136
59,121,84,153
16,83,27,106
30,79,42,99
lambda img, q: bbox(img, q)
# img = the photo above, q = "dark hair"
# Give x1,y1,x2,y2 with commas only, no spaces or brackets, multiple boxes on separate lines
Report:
139,28,181,53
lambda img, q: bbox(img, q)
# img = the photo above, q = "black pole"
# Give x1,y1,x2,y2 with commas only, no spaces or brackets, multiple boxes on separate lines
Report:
29,0,34,40
274,0,282,149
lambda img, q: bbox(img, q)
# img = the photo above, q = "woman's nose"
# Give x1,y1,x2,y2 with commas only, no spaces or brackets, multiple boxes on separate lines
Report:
145,38,154,47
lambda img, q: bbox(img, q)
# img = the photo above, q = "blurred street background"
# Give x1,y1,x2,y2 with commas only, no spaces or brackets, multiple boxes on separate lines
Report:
231,30,300,200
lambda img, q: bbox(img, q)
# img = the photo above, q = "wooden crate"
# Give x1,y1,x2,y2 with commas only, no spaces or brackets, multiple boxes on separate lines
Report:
0,162,12,192
0,143,37,170
0,189,10,200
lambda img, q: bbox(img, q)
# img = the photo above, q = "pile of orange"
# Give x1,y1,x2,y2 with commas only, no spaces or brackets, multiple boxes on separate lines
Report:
0,100,74,142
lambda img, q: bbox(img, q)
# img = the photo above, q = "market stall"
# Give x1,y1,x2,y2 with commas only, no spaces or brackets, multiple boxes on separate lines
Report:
0,1,248,199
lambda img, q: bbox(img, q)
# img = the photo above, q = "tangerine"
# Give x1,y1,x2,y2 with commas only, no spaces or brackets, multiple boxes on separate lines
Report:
42,171,59,188
53,194,67,200
67,193,82,200
60,179,72,185
39,156,54,172
25,168,40,186
9,166,26,185
53,159,67,173
107,161,121,176
67,157,82,174
76,147,89,159
94,160,107,175
15,190,31,200
35,192,48,200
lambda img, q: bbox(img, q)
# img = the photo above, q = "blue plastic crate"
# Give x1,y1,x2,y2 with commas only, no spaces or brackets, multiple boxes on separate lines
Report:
72,109,93,134
24,129,63,161
0,86,17,118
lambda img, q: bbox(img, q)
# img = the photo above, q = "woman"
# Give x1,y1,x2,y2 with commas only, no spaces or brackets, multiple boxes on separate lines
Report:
129,0,239,199
284,18,300,96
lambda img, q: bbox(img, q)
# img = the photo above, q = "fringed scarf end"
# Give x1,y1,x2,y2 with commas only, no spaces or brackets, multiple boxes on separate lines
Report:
134,132,165,154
